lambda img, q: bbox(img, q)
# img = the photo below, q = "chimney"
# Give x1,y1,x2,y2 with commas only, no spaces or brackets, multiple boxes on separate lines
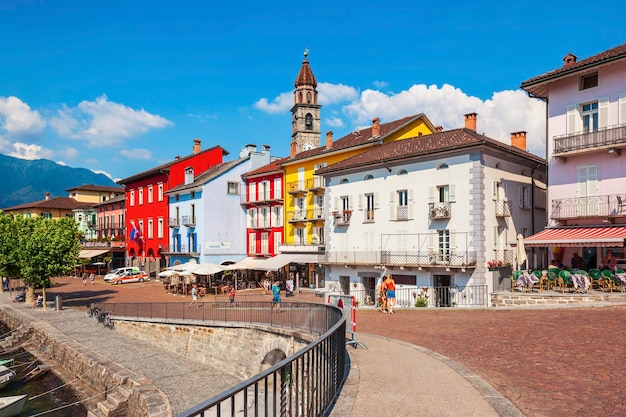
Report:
563,53,577,67
511,131,527,151
326,131,333,149
464,113,477,131
45,192,50,200
193,138,201,154
435,125,443,132
261,144,270,153
372,117,380,137
290,140,297,157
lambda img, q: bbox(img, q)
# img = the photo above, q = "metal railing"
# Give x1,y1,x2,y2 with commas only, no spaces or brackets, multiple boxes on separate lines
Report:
181,215,196,226
428,202,451,219
95,302,347,417
553,123,626,154
551,193,626,219
495,200,512,217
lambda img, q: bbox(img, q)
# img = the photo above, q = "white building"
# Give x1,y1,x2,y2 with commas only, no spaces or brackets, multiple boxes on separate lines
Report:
317,114,547,307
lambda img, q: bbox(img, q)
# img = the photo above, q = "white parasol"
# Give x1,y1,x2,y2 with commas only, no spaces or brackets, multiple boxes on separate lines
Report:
516,234,528,270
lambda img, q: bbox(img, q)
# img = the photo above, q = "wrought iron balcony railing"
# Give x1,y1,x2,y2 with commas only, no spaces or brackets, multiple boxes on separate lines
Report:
553,123,626,155
181,215,195,227
168,217,179,228
551,194,626,220
429,202,451,220
332,210,352,226
495,200,512,217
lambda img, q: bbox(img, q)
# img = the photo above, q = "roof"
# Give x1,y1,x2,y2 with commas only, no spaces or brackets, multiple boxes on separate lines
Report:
315,128,545,175
281,113,437,165
242,157,288,179
166,158,248,194
117,145,228,185
294,54,317,88
520,42,626,98
66,184,124,193
92,194,126,207
2,196,92,212
524,226,626,247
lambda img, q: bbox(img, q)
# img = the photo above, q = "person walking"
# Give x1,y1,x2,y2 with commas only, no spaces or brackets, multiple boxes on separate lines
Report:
384,274,397,314
82,272,88,285
89,272,96,285
271,281,281,312
229,286,236,307
188,284,198,308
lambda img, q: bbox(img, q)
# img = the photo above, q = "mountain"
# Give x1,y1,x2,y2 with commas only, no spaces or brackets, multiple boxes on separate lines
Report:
0,153,118,209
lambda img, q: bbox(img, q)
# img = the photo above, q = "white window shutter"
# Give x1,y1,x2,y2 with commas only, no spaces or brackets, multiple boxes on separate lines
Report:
408,189,414,219
449,184,456,202
389,202,396,221
567,105,577,134
374,192,380,209
620,93,626,125
428,232,436,250
389,191,395,203
492,181,498,200
428,186,435,203
358,194,363,210
598,97,609,129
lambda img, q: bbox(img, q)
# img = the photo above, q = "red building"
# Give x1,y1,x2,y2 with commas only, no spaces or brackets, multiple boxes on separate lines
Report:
241,158,287,258
118,139,227,268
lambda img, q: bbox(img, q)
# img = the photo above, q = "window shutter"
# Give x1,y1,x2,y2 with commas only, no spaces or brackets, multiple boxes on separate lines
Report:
598,97,609,129
492,181,498,200
493,226,499,248
358,194,363,210
374,192,380,209
620,93,626,125
428,186,435,203
247,209,252,228
389,191,395,203
408,189,414,219
389,192,396,221
334,197,339,212
449,184,456,202
428,232,436,250
567,105,577,134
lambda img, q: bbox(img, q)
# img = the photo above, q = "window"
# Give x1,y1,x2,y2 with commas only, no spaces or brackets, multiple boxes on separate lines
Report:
305,113,313,130
129,190,135,207
365,193,375,221
148,186,153,203
261,233,269,254
158,183,163,201
41,212,52,219
364,174,374,181
579,73,598,90
157,218,163,239
260,181,270,201
138,188,143,205
436,163,449,170
248,208,257,228
147,218,154,239
519,186,531,209
340,178,349,184
341,196,350,211
190,191,196,199
273,178,282,199
582,102,599,132
438,230,450,262
397,169,408,175
272,206,283,226
314,226,324,244
227,182,240,195
249,233,257,254
294,227,305,244
273,232,282,253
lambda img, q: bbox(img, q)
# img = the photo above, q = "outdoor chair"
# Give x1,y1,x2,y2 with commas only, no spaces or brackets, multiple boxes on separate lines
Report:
556,269,573,293
532,270,544,292
601,269,614,293
511,270,524,292
589,269,602,291
615,269,626,293
546,268,560,291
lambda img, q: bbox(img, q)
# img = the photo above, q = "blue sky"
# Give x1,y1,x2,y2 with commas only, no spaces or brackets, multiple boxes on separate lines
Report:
1,0,625,182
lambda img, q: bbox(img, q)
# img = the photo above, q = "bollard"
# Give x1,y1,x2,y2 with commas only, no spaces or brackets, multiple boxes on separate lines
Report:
55,295,63,311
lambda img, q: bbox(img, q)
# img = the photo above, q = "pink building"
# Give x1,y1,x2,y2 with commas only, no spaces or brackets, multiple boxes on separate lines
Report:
521,43,626,269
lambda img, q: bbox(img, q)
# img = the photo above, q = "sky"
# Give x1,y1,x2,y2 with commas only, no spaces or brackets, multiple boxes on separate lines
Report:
1,0,625,182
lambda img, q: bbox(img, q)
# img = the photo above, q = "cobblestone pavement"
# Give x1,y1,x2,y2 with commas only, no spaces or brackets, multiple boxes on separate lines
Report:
13,277,626,417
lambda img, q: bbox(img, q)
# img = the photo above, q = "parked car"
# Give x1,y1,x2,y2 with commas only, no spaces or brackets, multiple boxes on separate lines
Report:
108,270,149,285
104,267,140,283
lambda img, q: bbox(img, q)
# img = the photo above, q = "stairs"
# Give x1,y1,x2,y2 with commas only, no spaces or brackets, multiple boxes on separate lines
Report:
87,382,133,417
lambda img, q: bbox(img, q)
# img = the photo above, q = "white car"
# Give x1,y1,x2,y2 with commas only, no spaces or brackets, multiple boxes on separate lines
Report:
108,270,149,285
104,267,140,283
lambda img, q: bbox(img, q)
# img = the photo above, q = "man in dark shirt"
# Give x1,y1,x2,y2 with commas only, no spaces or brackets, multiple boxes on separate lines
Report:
571,253,585,270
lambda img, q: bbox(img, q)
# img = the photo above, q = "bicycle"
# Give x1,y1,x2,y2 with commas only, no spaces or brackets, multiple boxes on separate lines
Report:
101,311,114,329
86,303,98,319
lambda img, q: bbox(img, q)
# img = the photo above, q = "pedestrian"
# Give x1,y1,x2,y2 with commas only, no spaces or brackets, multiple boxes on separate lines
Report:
229,286,236,307
2,276,8,291
378,281,388,313
89,272,96,285
271,281,281,312
384,274,397,314
188,284,198,308
82,272,88,285
286,277,294,297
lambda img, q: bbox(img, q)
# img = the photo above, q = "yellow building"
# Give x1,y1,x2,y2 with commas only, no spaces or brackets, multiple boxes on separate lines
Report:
276,51,437,288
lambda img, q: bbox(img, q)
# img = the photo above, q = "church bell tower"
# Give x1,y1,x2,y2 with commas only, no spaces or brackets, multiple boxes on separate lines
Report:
291,50,321,155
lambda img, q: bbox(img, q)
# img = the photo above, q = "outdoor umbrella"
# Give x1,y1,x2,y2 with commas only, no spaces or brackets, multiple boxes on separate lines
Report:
191,263,224,275
516,234,528,270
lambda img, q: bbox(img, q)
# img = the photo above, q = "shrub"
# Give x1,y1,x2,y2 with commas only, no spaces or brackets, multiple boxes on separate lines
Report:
414,296,428,307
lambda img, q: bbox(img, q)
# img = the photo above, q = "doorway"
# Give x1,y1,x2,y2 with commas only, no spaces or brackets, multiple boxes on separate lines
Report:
339,276,350,295
434,274,451,307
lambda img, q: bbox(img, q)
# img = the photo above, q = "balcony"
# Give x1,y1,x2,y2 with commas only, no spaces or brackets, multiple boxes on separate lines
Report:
160,244,200,255
240,191,282,205
251,219,272,230
181,215,196,227
495,200,512,217
429,202,451,220
87,220,96,229
324,250,477,268
306,177,325,194
551,194,626,221
553,123,626,156
287,180,307,196
307,207,325,222
332,210,352,226
287,209,307,223
168,217,179,228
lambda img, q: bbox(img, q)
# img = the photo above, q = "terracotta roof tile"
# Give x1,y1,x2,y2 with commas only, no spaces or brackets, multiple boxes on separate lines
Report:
294,56,317,88
66,184,124,193
3,196,90,211
242,157,288,178
521,42,626,92
316,128,545,175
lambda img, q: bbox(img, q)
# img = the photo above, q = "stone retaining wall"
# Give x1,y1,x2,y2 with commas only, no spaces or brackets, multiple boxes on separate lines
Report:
491,291,626,307
113,320,312,380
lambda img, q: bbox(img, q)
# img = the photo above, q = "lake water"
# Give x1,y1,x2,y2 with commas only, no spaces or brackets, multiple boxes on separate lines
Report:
1,341,87,416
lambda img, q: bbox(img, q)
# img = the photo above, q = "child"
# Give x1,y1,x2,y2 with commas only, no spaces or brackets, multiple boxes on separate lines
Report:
229,287,236,307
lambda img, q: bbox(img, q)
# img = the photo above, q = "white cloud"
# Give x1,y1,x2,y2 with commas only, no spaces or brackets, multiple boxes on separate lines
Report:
325,117,344,128
49,95,173,148
56,161,67,166
342,84,546,157
8,142,54,160
254,92,292,114
187,112,219,123
91,169,114,180
372,80,389,89
120,148,152,160
0,96,46,137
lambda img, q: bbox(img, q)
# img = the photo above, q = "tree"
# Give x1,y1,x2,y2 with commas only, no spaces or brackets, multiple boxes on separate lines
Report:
19,217,81,309
0,213,28,294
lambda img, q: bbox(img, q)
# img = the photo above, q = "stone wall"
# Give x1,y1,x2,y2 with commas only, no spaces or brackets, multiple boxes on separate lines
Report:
491,291,626,307
113,320,313,380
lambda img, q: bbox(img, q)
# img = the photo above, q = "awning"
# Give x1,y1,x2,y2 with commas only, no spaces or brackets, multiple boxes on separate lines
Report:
221,257,267,271
78,249,111,259
524,226,626,247
256,253,323,271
